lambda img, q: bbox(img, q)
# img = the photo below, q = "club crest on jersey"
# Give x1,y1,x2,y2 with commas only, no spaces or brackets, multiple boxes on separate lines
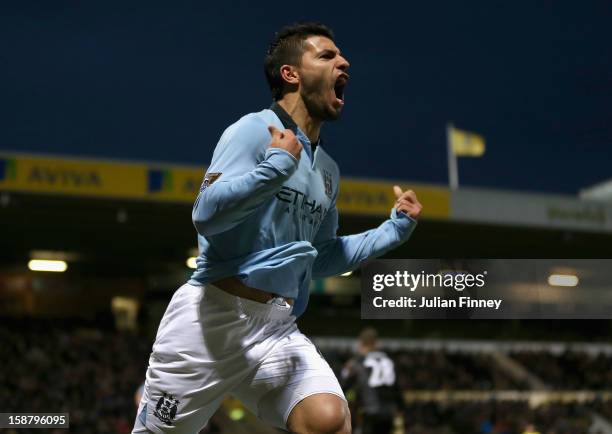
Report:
153,393,179,425
199,172,222,192
323,170,333,199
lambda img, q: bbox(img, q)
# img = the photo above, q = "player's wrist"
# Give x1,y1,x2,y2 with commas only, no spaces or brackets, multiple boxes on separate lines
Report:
390,208,418,226
265,148,299,176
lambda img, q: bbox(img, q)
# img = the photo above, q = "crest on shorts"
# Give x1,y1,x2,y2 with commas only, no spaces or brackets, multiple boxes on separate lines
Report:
154,392,179,425
323,169,333,199
199,172,222,192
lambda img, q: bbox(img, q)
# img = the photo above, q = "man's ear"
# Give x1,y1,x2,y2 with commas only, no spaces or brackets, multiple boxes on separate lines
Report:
280,64,299,85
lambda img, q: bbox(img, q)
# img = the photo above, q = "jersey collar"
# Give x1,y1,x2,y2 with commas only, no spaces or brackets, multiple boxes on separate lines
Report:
269,102,322,150
270,102,298,134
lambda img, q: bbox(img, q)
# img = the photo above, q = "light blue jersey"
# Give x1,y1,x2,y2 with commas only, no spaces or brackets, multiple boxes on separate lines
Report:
189,103,417,316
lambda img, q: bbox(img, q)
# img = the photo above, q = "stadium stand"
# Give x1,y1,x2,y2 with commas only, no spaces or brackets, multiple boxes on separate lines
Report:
4,322,612,433
3,154,612,433
510,350,612,390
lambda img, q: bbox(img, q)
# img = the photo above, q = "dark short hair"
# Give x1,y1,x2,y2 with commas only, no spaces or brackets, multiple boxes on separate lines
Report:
359,327,378,346
265,22,335,101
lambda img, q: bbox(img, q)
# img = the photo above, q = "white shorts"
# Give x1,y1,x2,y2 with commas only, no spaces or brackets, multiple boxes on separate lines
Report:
132,283,345,433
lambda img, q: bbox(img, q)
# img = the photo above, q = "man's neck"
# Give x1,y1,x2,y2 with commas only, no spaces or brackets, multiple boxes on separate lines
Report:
277,97,322,144
359,346,376,356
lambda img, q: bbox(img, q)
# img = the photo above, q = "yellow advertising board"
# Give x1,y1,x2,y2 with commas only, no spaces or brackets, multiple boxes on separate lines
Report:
338,177,450,219
0,153,449,218
0,152,204,202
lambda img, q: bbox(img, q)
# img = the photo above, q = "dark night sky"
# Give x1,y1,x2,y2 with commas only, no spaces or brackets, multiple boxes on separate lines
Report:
1,1,610,195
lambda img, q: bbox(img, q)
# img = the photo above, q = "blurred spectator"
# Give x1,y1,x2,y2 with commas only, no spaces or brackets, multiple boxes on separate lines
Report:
0,320,608,434
511,350,612,390
404,401,590,434
0,320,150,434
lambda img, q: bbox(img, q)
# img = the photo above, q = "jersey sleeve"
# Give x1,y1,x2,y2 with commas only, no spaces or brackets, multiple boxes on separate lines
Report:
340,358,360,391
311,199,418,278
192,115,298,236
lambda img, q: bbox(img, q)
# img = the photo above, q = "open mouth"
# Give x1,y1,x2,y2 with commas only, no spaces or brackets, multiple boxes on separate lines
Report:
333,75,348,104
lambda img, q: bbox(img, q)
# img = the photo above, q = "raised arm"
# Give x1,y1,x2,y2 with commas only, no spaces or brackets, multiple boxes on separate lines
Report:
311,186,422,278
192,118,302,237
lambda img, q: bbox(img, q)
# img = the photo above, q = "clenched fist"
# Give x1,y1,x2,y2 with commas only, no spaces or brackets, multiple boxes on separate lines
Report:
393,185,423,219
268,125,302,160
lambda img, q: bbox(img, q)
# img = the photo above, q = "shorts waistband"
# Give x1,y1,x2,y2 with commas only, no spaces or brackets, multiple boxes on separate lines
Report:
196,283,293,321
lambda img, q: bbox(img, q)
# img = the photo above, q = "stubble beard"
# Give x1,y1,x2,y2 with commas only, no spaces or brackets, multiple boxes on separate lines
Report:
301,80,342,122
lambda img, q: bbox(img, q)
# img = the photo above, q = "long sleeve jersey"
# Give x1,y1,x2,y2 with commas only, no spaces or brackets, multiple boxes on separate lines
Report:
188,103,417,317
